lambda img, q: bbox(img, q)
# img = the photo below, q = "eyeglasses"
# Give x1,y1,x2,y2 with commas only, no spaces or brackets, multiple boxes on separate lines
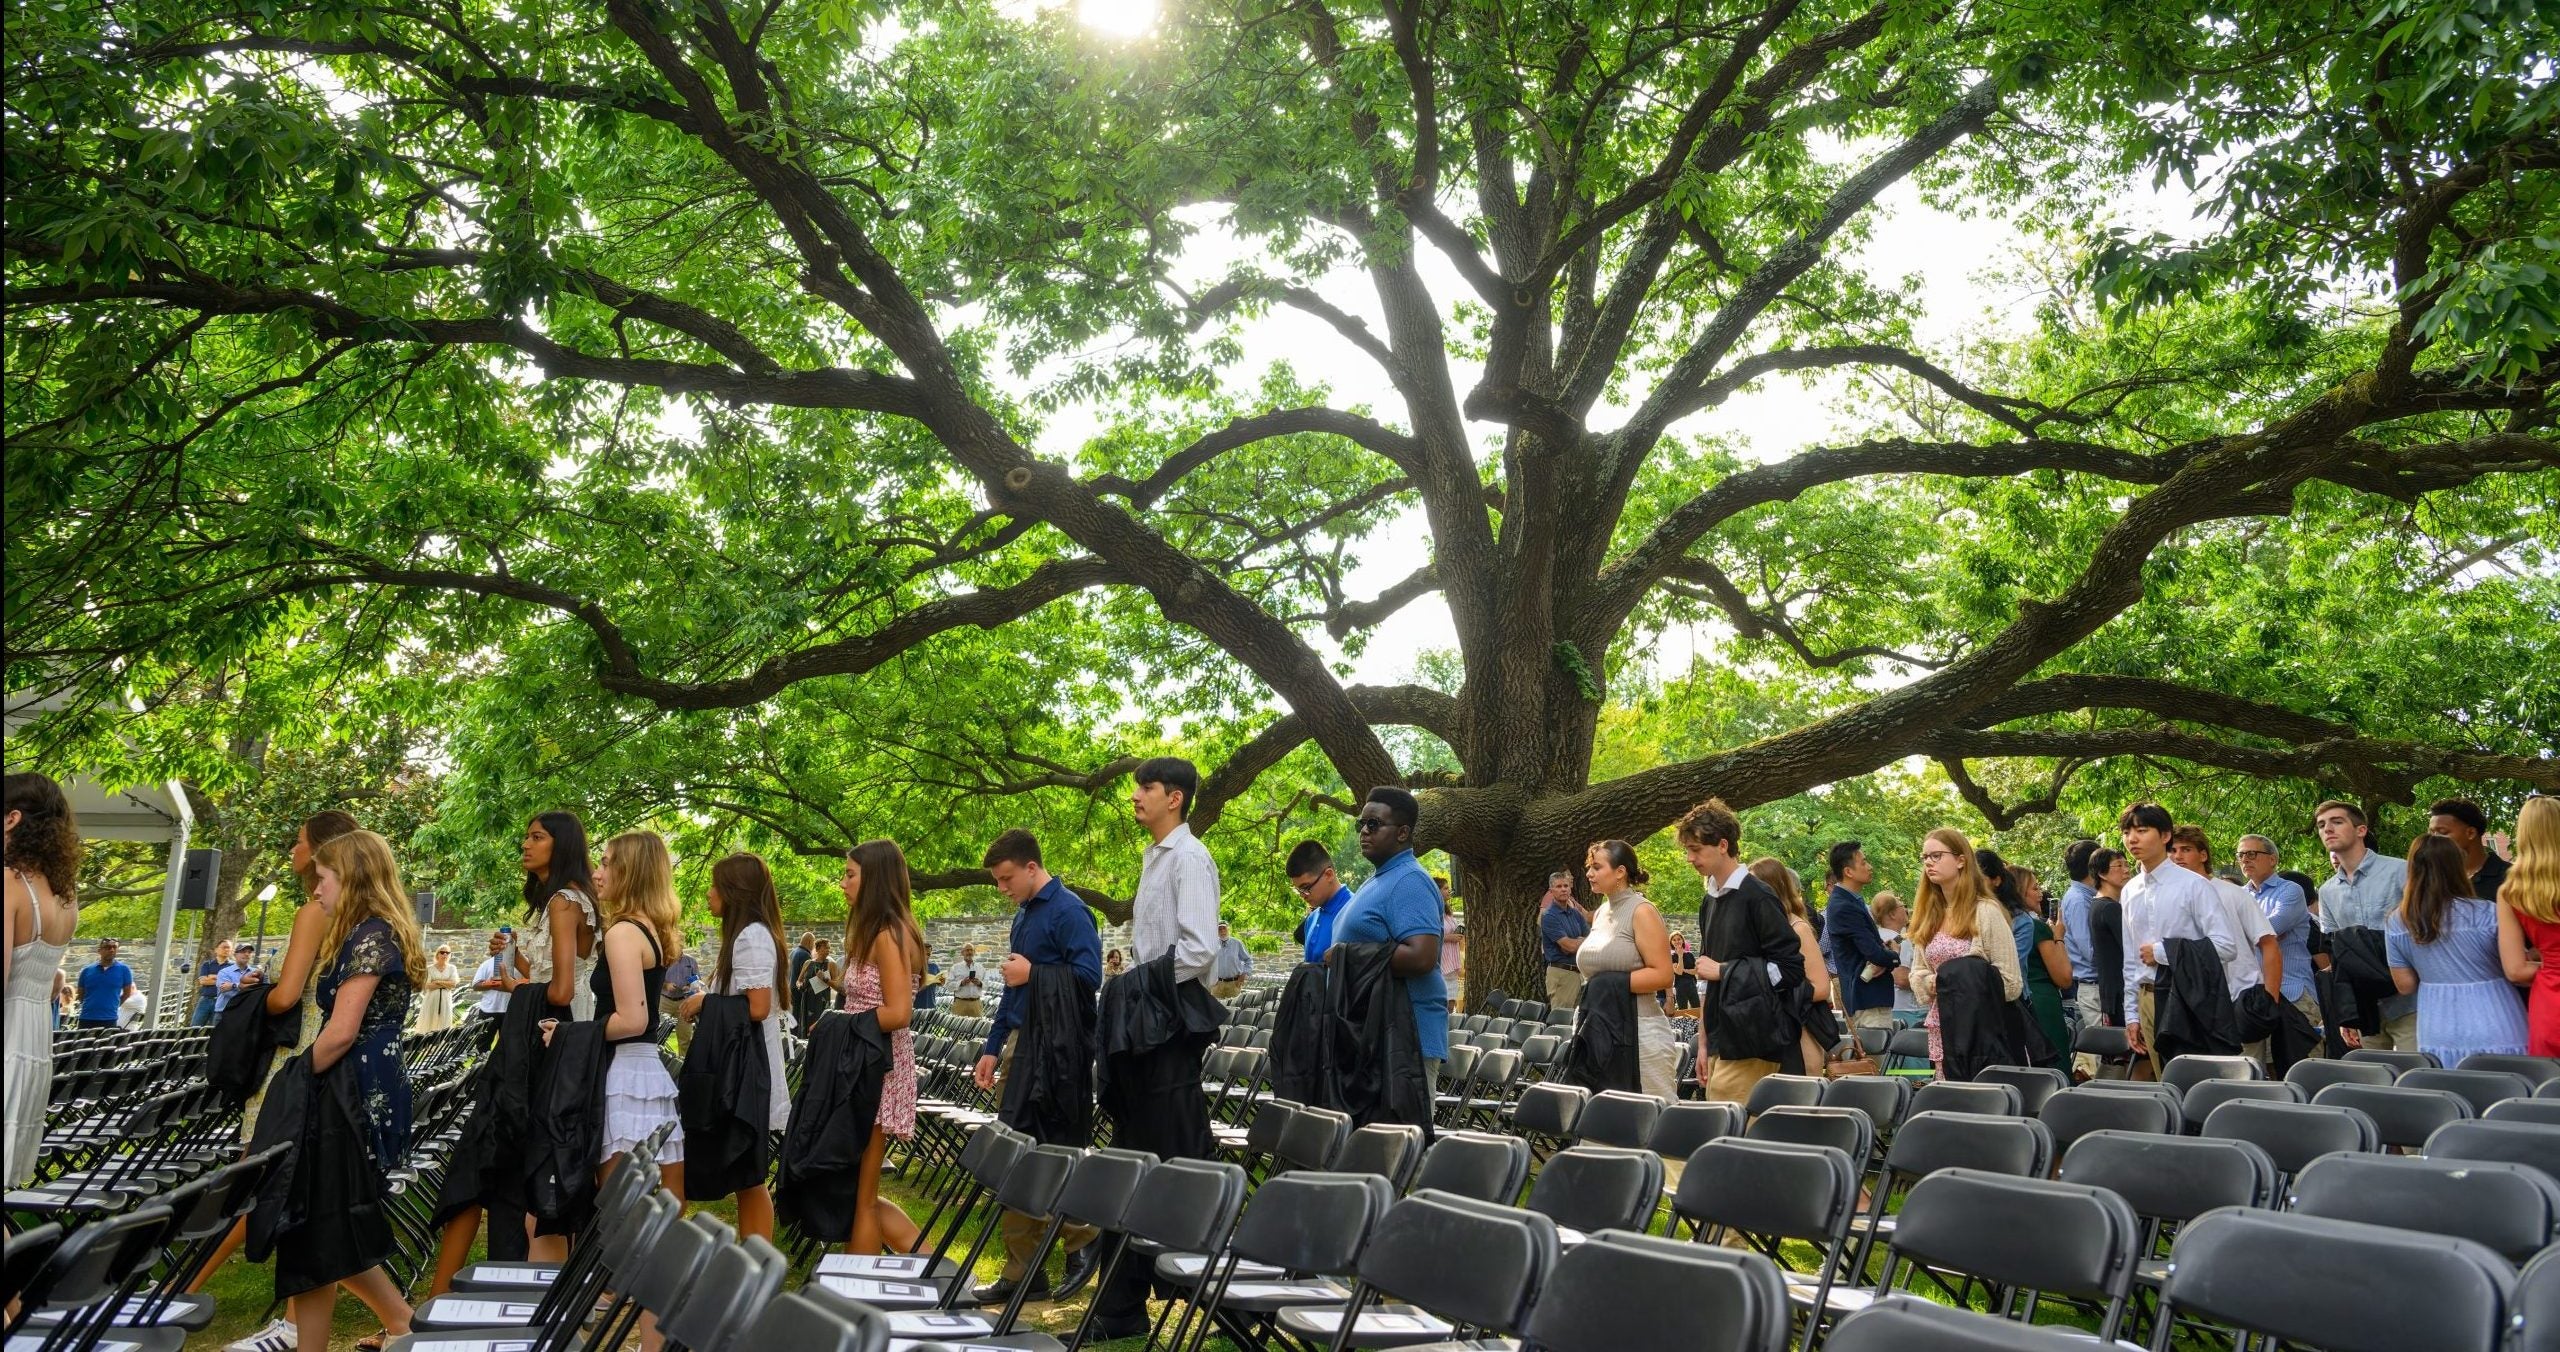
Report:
2234,848,2273,859
1355,818,1395,833
1920,850,1956,863
1289,876,1325,895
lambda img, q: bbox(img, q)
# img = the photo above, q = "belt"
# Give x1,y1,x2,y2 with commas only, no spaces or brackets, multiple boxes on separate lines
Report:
1546,962,1578,971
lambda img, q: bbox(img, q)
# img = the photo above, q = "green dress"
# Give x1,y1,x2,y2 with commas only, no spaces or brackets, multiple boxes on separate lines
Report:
2015,912,2073,1071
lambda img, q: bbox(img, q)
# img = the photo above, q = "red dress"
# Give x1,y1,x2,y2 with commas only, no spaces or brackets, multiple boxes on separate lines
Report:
2515,910,2560,1057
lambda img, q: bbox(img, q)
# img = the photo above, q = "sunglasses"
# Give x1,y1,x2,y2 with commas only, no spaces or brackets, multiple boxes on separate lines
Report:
1355,818,1397,833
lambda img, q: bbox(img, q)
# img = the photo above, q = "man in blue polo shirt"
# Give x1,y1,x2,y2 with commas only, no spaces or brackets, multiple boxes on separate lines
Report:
76,939,136,1029
1284,840,1352,964
1332,787,1448,1081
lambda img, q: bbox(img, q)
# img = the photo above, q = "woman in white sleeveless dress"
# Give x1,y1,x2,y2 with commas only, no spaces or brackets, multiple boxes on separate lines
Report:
5,773,81,1187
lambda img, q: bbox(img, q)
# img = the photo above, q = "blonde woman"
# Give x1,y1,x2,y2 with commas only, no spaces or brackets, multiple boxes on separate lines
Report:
1748,857,1835,1074
2498,798,2560,1056
280,829,426,1352
593,831,686,1198
419,945,459,1031
1906,828,2021,1080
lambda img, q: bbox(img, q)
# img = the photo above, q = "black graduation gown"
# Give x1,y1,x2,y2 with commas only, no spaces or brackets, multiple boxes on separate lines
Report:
248,1053,395,1299
777,1008,890,1245
677,992,772,1201
1002,961,1098,1148
1562,969,1642,1094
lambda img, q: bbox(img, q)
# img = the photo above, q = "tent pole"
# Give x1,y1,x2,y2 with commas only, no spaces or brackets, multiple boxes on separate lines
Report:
148,780,193,1028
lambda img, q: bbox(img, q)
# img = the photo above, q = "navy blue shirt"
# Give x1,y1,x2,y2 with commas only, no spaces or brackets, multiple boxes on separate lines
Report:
1539,902,1589,965
1823,884,1899,1015
1337,851,1449,1059
982,876,1103,1058
1302,886,1353,965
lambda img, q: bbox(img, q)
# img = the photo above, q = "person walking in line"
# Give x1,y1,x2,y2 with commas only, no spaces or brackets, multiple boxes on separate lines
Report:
592,831,687,1199
1678,798,1803,1104
1538,871,1591,1010
839,839,927,1256
681,852,792,1240
1824,841,1899,1050
2389,833,2529,1068
1908,830,2023,1082
2314,799,2415,1052
2496,797,2560,1056
1575,840,1677,1099
2119,802,2242,1073
6,772,81,1190
798,937,841,1028
1288,842,1354,966
1751,856,1836,1075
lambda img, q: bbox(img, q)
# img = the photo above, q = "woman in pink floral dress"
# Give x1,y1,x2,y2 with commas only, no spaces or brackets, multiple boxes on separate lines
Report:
840,837,926,1254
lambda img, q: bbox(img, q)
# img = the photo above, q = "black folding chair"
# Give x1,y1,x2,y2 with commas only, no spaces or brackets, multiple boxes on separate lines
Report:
1272,1189,1558,1350
1878,1167,2140,1343
1407,1131,1529,1205
2149,1207,2512,1352
2293,1150,2559,1264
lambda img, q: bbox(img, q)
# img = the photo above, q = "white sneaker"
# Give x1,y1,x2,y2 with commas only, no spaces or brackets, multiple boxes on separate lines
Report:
224,1316,297,1352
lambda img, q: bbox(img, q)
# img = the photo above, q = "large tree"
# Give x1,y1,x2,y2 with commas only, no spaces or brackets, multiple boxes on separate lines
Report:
9,0,2554,996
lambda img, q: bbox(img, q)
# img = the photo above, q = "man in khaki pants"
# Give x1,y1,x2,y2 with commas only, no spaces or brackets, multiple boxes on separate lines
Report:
1676,798,1805,1104
1538,872,1589,1009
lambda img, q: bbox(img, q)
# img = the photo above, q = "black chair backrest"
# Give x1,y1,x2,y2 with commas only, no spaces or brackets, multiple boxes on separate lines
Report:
2518,1245,2560,1352
2426,1118,2560,1187
966,1125,1033,1191
1819,1075,1911,1138
2198,1099,2379,1177
2059,1130,2278,1225
770,1288,890,1352
2178,1077,2299,1130
2401,1067,2537,1117
1910,1081,2021,1117
2160,1054,2262,1096
1409,1130,1531,1204
1577,1091,1664,1148
2312,1082,2474,1149
1333,1124,1426,1191
1056,1148,1159,1230
1512,1082,1589,1137
1523,1145,1663,1234
1827,1296,2102,1351
2159,1207,2513,1352
1741,1074,1826,1119
1119,1158,1249,1252
1528,1230,1792,1352
1276,1103,1353,1171
2460,1053,2560,1086
661,1235,788,1352
1884,1110,2053,1181
1888,1168,2139,1309
1745,1105,1874,1164
2343,1047,2440,1072
1647,1100,1742,1160
2285,1057,2395,1097
625,1209,721,1317
17,1204,175,1316
1242,1099,1298,1157
2488,1098,2560,1127
1974,1066,2068,1116
994,1144,1081,1218
2292,1150,2560,1264
1672,1137,1859,1244
1226,1170,1396,1274
2,1223,65,1309
1355,1189,1559,1334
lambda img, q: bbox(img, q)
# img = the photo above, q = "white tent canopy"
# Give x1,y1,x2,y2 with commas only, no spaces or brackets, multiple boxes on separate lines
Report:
5,689,195,1023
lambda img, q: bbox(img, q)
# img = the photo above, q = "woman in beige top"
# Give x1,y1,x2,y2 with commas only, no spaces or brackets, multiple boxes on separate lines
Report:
1577,840,1678,1100
1907,828,2022,1073
1749,857,1835,1074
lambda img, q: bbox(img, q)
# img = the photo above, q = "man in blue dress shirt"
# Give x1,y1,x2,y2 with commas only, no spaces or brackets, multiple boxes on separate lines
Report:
1333,787,1448,1082
1285,840,1352,965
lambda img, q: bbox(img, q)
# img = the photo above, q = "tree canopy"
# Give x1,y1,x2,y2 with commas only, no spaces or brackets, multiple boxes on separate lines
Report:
8,0,2553,992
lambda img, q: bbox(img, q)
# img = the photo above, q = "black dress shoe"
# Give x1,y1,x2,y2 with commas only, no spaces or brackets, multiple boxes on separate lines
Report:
971,1272,1051,1306
1087,1313,1152,1342
1053,1244,1101,1300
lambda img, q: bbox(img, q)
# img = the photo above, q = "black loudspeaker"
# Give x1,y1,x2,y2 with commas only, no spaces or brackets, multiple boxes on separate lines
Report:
414,892,441,927
176,847,222,911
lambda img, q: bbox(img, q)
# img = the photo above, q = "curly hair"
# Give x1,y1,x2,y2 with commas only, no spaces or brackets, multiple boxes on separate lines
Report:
4,773,82,901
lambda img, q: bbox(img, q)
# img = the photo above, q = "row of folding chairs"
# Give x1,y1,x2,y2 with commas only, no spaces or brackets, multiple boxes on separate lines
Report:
5,1144,290,1350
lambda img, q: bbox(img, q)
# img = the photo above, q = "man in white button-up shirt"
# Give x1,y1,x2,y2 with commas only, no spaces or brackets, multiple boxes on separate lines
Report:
2118,801,2241,1076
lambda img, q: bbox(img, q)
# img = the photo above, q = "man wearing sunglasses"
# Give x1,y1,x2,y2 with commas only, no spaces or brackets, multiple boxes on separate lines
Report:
1285,840,1353,965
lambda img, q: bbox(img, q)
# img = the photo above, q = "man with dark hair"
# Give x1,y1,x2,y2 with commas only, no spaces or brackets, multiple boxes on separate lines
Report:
2117,803,2241,1075
1822,841,1897,1043
1087,758,1224,1338
76,939,136,1030
2429,798,2506,899
2312,798,2414,1050
971,828,1103,1305
2058,838,2104,1076
1286,840,1351,964
1538,871,1589,1010
1676,798,1803,1104
1336,786,1448,1070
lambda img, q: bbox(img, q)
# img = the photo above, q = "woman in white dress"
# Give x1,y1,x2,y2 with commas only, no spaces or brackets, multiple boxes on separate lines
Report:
681,852,790,1241
5,773,81,1188
417,945,459,1031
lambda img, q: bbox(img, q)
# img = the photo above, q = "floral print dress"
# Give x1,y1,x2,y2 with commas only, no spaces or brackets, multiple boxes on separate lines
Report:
320,916,415,1168
842,960,916,1139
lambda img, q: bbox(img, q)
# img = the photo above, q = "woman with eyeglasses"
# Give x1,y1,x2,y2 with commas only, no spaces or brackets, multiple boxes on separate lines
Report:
1907,829,2022,1081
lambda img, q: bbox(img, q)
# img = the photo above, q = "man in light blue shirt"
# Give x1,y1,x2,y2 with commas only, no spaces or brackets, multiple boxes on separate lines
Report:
214,946,258,1015
2313,799,2416,1049
2058,838,2103,1078
2237,834,2322,1063
1333,787,1448,1075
